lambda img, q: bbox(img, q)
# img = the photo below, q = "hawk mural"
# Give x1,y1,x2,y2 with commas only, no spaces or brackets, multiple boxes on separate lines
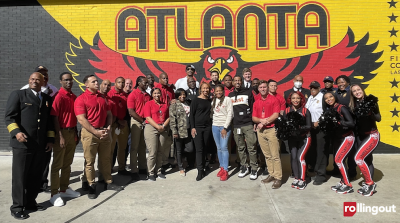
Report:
67,27,382,91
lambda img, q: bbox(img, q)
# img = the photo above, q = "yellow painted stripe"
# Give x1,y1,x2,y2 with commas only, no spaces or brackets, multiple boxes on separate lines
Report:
7,123,19,133
47,131,55,138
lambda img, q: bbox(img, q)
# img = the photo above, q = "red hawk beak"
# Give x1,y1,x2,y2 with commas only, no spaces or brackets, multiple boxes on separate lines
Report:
208,58,230,81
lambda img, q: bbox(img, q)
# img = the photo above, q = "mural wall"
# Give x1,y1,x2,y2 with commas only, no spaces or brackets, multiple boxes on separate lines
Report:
0,0,399,152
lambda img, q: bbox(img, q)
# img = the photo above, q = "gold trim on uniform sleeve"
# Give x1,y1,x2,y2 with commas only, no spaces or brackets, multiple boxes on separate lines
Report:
7,123,19,133
47,131,55,137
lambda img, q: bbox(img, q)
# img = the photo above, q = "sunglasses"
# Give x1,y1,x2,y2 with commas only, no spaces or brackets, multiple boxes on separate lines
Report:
186,68,195,71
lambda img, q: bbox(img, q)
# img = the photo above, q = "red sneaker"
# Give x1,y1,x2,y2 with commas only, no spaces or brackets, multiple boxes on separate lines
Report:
217,167,224,177
220,169,228,181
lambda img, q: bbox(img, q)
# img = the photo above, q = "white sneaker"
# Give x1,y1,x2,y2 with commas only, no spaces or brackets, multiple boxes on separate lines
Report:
249,170,258,180
238,165,249,178
60,188,81,198
50,193,64,207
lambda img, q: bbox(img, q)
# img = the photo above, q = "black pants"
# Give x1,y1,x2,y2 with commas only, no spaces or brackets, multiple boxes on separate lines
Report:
311,129,328,181
289,136,311,180
175,129,195,170
193,127,211,171
11,148,46,212
41,150,52,186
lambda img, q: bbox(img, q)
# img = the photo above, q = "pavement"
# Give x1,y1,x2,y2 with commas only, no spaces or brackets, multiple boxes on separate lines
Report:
0,152,399,223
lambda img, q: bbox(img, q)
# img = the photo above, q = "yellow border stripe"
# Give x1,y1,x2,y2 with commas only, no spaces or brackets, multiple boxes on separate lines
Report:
7,123,19,133
47,131,55,138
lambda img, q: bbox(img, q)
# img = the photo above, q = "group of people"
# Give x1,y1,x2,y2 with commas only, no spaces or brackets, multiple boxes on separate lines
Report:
5,64,381,220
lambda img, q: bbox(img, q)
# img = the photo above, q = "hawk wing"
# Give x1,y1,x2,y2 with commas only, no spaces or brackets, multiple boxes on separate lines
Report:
248,27,383,91
66,33,194,86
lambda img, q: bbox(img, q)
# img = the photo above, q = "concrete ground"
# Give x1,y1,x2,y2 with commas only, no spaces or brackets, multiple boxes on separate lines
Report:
0,152,399,223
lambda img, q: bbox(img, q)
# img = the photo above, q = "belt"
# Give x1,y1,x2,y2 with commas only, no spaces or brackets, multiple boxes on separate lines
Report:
363,129,378,135
61,127,76,130
342,131,354,137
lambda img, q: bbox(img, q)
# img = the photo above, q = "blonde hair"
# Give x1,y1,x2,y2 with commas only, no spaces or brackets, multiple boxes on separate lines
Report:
349,84,367,112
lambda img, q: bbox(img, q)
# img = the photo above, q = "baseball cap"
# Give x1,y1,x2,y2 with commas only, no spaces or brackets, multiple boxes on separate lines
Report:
309,81,321,88
186,65,195,70
34,65,48,72
323,76,334,82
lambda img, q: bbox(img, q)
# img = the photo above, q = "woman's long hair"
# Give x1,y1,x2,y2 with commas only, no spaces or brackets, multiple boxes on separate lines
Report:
286,91,306,108
348,84,367,112
322,92,339,111
211,84,225,117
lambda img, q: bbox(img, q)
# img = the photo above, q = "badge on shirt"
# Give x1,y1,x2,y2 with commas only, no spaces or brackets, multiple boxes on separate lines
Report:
343,93,347,97
46,101,48,107
305,94,309,98
317,100,319,103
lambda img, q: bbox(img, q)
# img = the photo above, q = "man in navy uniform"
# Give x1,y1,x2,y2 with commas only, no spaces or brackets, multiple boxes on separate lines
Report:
5,72,55,220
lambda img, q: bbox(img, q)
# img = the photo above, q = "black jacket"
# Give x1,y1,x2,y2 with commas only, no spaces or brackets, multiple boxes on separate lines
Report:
185,88,199,103
228,87,254,127
5,89,55,149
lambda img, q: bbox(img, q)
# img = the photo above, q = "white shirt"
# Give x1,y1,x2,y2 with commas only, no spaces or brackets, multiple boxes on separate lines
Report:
293,87,302,92
243,80,251,89
21,83,58,97
31,89,42,101
212,97,233,129
174,76,199,91
146,86,153,95
305,92,323,122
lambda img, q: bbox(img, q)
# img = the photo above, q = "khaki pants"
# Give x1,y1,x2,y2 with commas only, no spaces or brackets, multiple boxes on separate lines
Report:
144,124,169,176
111,123,129,171
130,118,147,172
50,129,76,195
257,127,282,180
81,128,112,185
233,124,258,170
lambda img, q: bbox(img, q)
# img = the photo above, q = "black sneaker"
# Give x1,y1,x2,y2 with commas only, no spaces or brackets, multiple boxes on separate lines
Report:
106,183,124,191
118,170,132,176
291,179,299,188
238,165,249,178
297,180,307,190
336,184,354,194
88,184,97,199
361,183,377,197
331,181,343,191
157,173,166,179
357,182,367,194
148,175,156,181
249,169,258,180
82,181,89,191
262,167,269,176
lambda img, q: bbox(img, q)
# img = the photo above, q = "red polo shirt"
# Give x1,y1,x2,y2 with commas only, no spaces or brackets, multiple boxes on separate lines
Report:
104,94,118,117
270,92,286,111
74,89,110,128
224,86,234,97
253,94,280,128
107,87,128,121
143,100,169,124
127,88,152,118
155,83,174,104
51,87,77,128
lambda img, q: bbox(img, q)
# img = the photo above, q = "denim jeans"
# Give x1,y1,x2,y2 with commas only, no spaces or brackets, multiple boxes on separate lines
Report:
212,126,231,171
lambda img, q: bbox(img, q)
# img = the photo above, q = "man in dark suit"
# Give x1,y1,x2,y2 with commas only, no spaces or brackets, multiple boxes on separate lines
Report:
283,75,311,106
185,76,199,102
5,72,55,220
